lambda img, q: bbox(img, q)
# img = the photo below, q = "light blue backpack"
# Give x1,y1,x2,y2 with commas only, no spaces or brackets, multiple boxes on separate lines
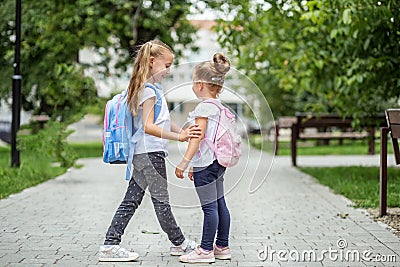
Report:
102,83,161,180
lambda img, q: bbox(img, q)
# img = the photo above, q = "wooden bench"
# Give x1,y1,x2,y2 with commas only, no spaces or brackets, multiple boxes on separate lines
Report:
0,120,12,144
291,113,384,166
31,115,50,133
0,116,50,144
32,115,50,128
273,116,296,155
380,109,400,216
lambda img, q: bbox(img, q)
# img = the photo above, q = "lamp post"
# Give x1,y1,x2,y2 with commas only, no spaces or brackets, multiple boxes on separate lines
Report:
11,0,22,167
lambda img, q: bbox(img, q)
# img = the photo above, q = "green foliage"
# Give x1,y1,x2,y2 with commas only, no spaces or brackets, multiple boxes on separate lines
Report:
85,97,109,117
18,120,79,168
251,134,393,156
0,146,65,199
0,0,202,120
0,0,210,169
0,0,98,121
216,0,400,120
0,141,102,199
70,142,103,158
300,166,400,208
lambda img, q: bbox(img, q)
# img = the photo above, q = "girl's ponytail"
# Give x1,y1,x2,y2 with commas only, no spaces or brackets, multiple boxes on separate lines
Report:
127,40,173,115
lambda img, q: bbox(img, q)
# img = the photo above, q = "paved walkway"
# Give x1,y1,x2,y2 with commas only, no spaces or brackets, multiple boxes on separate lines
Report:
1,143,399,266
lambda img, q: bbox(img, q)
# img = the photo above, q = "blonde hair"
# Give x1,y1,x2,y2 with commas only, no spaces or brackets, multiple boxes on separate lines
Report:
192,53,231,94
127,40,173,115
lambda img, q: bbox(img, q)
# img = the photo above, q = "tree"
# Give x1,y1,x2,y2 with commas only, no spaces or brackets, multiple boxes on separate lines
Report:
213,0,306,117
215,0,400,122
0,0,206,167
1,1,96,121
0,0,199,121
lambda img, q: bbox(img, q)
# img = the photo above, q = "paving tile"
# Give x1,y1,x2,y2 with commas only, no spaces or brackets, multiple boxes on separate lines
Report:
1,144,398,266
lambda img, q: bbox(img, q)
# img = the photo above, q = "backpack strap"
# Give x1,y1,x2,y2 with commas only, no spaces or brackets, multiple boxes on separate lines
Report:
145,82,162,121
125,83,163,180
203,99,225,143
121,90,134,138
203,98,236,141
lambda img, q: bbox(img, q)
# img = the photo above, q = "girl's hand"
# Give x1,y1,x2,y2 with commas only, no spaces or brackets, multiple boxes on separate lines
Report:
175,159,190,179
178,124,201,142
188,167,194,181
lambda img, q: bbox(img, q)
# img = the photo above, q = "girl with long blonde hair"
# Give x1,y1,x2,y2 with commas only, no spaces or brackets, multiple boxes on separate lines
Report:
99,40,200,262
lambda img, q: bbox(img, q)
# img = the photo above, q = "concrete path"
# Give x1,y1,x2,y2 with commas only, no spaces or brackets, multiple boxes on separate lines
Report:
1,143,399,266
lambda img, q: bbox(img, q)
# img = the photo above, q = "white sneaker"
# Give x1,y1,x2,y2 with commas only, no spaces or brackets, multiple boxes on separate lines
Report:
98,245,139,262
170,239,197,256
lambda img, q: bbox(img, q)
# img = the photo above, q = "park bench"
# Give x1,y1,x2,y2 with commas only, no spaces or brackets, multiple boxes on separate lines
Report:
0,120,11,144
273,116,296,156
290,113,385,166
380,109,400,216
31,114,49,130
0,115,50,144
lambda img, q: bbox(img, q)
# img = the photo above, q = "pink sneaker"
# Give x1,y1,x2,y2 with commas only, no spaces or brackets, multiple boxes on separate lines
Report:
179,246,215,263
214,245,231,260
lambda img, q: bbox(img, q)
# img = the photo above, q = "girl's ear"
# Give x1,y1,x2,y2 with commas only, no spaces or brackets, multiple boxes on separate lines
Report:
199,82,205,91
149,56,155,68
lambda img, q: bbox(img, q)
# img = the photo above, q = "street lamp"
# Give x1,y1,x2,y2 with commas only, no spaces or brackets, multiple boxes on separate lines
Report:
11,0,22,167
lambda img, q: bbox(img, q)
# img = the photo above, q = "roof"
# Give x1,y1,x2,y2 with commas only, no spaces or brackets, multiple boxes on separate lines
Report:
189,20,217,31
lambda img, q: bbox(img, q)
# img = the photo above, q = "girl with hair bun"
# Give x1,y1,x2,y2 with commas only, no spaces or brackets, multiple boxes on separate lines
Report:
175,53,233,263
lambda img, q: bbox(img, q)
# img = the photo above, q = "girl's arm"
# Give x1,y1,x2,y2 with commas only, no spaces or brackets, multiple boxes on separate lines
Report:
142,97,200,141
170,121,183,133
175,117,208,179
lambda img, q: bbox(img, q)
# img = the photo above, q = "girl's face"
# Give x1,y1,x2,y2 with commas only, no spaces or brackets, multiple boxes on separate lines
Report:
150,52,174,83
192,74,200,97
192,79,204,98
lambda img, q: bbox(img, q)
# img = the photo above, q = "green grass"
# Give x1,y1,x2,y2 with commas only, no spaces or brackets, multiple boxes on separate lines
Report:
0,142,103,199
249,134,399,209
250,134,394,156
0,146,66,199
299,166,400,208
70,142,103,158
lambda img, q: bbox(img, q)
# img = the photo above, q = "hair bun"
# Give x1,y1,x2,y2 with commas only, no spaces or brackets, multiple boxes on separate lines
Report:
213,53,230,75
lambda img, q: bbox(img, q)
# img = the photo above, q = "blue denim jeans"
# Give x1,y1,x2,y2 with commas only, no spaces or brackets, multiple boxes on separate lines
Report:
193,160,230,251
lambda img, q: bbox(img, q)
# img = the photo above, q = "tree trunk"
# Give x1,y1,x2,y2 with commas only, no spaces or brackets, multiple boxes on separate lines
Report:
132,1,142,44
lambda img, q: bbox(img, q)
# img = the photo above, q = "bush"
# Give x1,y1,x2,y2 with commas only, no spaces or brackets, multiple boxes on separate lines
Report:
0,146,65,199
18,120,78,168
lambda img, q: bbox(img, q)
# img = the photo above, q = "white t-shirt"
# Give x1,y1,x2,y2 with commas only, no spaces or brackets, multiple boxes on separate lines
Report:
187,99,221,167
133,84,170,156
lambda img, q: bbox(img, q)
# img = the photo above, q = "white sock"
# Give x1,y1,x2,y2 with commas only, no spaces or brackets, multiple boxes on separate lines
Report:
182,239,189,248
102,245,116,249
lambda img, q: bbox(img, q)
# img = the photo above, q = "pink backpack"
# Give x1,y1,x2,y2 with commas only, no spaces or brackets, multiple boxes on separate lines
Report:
204,99,242,167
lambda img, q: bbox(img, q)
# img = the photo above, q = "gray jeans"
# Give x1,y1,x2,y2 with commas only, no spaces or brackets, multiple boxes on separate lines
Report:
104,152,185,246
